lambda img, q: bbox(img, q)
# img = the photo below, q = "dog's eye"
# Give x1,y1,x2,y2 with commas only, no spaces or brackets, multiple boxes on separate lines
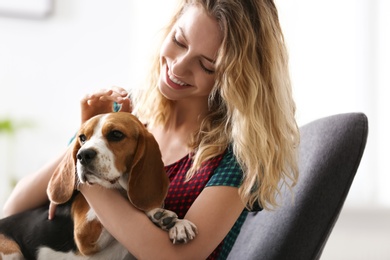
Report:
79,134,87,144
107,130,125,142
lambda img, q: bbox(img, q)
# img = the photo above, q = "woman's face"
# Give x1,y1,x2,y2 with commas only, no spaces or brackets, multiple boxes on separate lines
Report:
158,5,222,102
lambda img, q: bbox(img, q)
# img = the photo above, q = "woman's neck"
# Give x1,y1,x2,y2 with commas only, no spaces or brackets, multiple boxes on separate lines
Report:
165,97,209,132
150,98,209,165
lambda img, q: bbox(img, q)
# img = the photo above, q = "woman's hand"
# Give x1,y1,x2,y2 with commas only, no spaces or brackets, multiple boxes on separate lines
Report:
48,202,57,220
80,86,132,124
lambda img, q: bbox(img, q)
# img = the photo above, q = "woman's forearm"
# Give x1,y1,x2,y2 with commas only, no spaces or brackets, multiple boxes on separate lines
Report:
80,184,244,260
79,185,205,260
2,150,67,217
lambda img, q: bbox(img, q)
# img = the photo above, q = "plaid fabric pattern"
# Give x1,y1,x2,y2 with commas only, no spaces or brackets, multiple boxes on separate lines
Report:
164,151,226,219
164,147,250,260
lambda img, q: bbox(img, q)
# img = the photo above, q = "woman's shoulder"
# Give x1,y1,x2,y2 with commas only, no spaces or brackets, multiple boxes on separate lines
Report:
207,147,263,212
206,146,243,188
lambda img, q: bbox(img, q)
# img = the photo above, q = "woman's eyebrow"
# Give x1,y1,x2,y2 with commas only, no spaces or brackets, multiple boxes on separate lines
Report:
178,26,216,64
202,55,216,64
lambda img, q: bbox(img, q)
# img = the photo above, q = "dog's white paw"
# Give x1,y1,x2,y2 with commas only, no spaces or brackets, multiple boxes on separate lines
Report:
146,208,198,244
147,208,178,231
168,219,198,244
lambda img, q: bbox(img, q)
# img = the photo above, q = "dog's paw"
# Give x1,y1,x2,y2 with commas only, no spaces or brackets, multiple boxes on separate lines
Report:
168,219,198,244
146,208,198,244
147,208,178,231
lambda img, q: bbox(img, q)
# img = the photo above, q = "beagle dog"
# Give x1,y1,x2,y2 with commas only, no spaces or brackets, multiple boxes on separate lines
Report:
0,112,197,260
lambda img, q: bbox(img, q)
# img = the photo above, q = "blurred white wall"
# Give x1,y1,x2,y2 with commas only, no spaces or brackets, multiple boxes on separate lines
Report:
0,0,389,259
278,0,390,208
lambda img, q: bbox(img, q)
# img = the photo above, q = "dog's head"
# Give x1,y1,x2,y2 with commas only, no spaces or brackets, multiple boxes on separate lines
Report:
47,112,169,211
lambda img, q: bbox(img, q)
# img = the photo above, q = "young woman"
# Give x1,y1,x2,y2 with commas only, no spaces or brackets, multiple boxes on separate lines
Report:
3,0,299,259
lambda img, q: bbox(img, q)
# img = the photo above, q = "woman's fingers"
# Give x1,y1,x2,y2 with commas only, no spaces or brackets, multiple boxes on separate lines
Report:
80,87,131,124
112,86,129,97
48,202,57,220
119,98,132,113
82,88,128,104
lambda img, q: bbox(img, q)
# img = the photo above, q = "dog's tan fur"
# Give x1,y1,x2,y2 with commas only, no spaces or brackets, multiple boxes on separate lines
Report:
71,194,103,255
0,234,22,256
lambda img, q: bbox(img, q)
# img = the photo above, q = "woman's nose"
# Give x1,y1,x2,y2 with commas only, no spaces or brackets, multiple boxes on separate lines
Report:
171,53,191,77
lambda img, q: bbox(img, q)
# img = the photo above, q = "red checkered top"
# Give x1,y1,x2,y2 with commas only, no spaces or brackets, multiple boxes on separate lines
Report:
164,149,228,260
164,152,225,219
163,147,256,259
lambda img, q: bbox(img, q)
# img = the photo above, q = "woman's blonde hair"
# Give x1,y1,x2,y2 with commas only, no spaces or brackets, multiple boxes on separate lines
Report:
133,0,299,210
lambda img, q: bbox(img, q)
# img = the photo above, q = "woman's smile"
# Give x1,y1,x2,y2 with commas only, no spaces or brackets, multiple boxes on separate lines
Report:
165,64,192,90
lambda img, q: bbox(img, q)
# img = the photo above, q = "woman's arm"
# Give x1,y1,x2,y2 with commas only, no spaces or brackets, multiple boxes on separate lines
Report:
79,184,244,260
2,150,66,217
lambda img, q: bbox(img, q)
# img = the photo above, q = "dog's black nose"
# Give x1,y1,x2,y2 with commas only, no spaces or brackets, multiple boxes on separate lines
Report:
77,149,97,165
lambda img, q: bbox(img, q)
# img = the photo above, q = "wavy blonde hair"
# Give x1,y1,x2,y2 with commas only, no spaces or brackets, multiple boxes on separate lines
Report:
133,0,299,210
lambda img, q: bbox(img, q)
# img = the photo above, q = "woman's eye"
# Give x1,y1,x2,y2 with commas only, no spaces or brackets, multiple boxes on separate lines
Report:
172,34,186,48
171,30,214,74
199,61,215,75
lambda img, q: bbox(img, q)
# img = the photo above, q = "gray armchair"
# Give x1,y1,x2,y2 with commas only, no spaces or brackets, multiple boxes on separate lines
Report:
228,113,368,260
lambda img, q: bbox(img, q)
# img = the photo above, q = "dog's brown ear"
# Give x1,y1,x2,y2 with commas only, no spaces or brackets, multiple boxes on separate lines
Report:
127,131,169,211
47,139,80,204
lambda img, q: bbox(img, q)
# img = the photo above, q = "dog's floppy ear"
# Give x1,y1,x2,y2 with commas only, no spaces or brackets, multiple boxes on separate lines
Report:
47,138,80,204
127,130,169,211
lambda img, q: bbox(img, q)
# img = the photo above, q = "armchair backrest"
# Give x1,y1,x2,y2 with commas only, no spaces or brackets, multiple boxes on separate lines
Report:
227,113,369,260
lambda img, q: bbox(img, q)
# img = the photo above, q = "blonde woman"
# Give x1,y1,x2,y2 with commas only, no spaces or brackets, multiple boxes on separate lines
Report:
3,0,299,259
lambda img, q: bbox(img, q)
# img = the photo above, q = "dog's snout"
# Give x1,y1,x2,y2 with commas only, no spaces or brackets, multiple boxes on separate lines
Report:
77,149,97,165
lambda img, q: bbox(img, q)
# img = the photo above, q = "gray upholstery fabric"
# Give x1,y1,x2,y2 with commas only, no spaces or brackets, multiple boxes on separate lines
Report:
227,113,369,260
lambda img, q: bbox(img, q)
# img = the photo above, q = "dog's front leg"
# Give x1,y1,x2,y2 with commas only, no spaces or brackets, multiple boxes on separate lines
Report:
146,208,198,244
72,193,111,256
